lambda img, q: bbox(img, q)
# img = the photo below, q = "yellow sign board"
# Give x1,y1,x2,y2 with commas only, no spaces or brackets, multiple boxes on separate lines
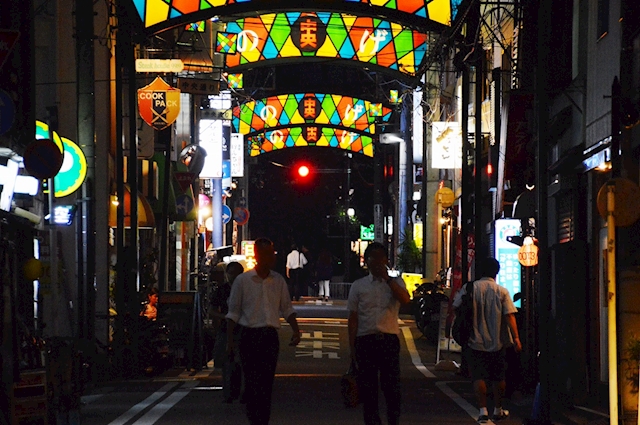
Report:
401,272,424,299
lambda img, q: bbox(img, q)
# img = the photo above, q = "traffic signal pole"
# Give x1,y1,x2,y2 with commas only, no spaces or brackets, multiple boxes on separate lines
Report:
532,0,553,422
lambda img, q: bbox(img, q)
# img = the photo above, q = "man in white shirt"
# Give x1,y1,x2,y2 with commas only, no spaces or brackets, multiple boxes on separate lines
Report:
226,238,301,425
347,242,411,425
452,257,521,424
285,243,308,301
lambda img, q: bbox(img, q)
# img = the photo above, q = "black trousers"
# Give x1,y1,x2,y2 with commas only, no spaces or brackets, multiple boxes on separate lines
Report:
289,268,303,300
355,333,401,425
239,327,280,425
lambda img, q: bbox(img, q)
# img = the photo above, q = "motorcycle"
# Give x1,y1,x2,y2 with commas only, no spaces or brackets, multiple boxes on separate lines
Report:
412,279,449,344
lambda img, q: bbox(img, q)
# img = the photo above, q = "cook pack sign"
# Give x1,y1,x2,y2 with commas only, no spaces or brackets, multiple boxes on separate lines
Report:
138,76,181,131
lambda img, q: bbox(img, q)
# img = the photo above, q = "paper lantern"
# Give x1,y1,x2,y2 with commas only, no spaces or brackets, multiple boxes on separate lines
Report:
23,258,44,280
518,244,539,267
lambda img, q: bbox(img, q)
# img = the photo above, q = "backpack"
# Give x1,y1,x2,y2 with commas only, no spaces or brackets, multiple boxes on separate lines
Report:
452,281,474,347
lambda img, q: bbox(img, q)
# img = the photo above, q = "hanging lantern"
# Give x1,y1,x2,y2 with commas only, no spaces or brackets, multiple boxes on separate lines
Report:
518,237,539,267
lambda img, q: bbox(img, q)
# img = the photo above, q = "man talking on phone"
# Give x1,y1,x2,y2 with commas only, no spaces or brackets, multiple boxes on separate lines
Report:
347,242,411,425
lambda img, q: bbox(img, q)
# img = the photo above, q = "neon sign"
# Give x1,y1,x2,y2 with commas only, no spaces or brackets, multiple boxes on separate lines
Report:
247,126,374,157
233,93,393,136
35,121,87,198
220,13,429,76
129,0,462,32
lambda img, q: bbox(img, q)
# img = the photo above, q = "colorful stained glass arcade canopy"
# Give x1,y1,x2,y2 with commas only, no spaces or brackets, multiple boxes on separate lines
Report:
233,93,393,136
129,0,464,33
219,12,428,76
247,126,374,157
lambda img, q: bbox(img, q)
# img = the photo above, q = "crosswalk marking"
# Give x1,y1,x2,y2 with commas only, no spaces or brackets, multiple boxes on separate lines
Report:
107,382,179,425
131,381,198,425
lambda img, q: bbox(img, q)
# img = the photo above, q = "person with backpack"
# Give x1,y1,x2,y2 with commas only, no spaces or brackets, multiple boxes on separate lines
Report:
452,257,522,424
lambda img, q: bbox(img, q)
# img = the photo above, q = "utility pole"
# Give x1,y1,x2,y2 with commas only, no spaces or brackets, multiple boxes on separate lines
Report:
532,0,553,422
76,0,96,345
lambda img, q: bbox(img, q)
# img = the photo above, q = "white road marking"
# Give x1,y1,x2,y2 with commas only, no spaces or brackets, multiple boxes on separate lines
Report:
436,381,494,424
131,381,198,425
401,326,436,378
107,382,179,425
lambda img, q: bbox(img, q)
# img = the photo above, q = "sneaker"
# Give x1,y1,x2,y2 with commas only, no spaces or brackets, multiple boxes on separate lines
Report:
477,415,489,424
493,409,509,421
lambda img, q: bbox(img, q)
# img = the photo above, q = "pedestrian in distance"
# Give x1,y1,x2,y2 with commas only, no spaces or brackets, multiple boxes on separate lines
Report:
347,242,411,425
211,261,245,403
226,238,302,425
315,249,334,301
140,286,159,321
285,243,308,301
452,257,522,424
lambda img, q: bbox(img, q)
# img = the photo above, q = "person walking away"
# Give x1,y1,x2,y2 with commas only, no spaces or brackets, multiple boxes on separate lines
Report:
285,243,307,301
347,242,411,425
226,238,302,425
452,257,522,424
315,249,334,301
211,261,245,403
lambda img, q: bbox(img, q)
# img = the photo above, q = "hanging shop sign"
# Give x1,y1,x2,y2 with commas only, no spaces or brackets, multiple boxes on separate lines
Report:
135,59,184,73
518,243,539,267
56,137,87,198
138,76,181,130
32,120,87,197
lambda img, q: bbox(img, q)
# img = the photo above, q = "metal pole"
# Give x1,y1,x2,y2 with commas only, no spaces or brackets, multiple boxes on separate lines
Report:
344,153,351,282
374,128,384,244
474,44,483,276
127,31,138,297
461,64,471,279
114,3,125,362
76,0,96,343
421,87,429,277
606,183,619,425
535,0,553,421
158,128,172,291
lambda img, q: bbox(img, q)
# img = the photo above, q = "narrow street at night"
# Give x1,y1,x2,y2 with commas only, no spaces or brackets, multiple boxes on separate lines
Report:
78,303,529,425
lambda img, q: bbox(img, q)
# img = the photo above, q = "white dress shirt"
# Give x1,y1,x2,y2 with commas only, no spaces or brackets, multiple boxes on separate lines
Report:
286,250,307,270
226,269,296,328
347,274,406,336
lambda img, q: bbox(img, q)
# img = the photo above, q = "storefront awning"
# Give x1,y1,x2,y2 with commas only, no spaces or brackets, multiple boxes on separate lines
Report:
109,184,156,229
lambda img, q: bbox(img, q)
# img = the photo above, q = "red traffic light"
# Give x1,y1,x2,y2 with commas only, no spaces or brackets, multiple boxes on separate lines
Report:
298,165,310,177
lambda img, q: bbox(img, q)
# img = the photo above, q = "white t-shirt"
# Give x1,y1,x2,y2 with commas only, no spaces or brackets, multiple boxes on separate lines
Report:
226,269,296,328
347,274,406,336
452,277,517,352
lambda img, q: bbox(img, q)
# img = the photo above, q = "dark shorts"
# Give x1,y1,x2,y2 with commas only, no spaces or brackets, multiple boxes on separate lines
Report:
468,348,507,382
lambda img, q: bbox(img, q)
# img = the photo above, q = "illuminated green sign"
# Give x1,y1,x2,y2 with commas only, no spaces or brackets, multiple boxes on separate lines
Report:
233,93,393,136
247,126,374,157
360,224,375,240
